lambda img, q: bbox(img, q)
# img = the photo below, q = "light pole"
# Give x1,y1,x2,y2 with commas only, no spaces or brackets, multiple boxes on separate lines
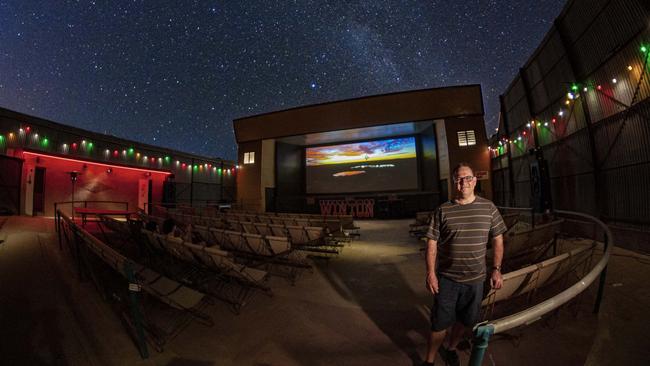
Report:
67,171,79,221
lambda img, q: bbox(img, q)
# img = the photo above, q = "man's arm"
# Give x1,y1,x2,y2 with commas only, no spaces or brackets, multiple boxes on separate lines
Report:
490,234,504,289
426,238,439,294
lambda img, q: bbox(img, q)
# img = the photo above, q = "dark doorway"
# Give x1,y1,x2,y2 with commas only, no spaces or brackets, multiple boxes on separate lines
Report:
265,187,276,212
439,179,448,204
33,167,46,215
148,179,153,214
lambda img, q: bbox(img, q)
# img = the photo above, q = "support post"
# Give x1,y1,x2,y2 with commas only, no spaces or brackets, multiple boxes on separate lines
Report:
469,323,495,366
594,233,609,313
124,261,149,359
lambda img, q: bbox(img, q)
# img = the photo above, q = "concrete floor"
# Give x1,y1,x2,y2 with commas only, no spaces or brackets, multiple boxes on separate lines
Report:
0,216,648,366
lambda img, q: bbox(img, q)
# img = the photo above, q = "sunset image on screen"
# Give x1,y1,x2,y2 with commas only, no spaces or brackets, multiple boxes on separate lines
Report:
306,137,416,166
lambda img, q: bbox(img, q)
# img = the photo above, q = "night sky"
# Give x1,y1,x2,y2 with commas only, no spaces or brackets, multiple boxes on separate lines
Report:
0,1,567,160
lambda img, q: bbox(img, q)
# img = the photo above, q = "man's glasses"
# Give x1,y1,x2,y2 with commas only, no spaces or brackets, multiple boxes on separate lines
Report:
454,176,475,184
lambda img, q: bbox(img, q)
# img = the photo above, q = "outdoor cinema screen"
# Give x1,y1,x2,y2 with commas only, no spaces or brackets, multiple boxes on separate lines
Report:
305,137,418,194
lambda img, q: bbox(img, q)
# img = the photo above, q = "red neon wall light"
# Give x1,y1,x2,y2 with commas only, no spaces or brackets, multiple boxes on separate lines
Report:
22,151,171,175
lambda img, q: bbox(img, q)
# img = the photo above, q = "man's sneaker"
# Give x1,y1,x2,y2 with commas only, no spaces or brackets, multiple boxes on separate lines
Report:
438,346,460,366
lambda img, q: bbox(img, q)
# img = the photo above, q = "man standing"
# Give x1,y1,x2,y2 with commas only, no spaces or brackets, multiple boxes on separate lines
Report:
422,162,506,366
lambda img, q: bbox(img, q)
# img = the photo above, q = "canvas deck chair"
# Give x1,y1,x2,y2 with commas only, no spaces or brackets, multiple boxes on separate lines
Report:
285,225,340,255
242,214,258,223
295,218,310,227
224,230,248,252
227,220,244,232
298,227,341,255
157,234,197,263
247,235,311,284
241,221,258,234
132,264,214,339
503,219,564,259
409,211,432,237
546,241,596,285
502,213,519,229
481,241,596,318
96,215,134,249
187,244,269,289
184,242,271,313
193,225,213,244
269,224,287,237
207,228,227,247
305,218,325,228
286,225,310,245
141,229,168,256
257,216,272,224
281,218,297,226
151,234,270,313
241,233,275,256
253,223,272,236
265,235,292,254
326,219,353,243
270,217,285,225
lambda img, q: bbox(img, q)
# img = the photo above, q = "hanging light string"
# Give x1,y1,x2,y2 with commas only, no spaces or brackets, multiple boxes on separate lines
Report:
0,125,233,175
490,44,649,153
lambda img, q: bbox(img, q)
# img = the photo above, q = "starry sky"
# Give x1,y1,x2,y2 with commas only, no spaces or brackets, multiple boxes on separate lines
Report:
0,0,567,160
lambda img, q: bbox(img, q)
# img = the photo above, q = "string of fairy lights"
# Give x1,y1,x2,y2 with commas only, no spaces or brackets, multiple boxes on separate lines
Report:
489,44,649,158
0,125,238,175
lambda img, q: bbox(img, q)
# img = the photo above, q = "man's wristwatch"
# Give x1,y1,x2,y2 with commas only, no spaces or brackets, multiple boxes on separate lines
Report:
492,265,501,272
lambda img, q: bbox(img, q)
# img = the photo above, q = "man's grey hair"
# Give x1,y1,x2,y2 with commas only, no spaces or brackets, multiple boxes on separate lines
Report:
452,162,474,177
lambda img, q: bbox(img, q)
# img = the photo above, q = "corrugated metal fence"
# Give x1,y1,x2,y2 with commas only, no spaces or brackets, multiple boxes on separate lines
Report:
492,0,650,235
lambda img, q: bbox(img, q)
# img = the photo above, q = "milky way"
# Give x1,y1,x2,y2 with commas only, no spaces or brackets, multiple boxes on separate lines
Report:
0,0,566,160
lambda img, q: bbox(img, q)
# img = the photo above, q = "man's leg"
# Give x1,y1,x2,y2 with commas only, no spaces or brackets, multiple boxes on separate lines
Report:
425,329,446,363
425,276,458,364
447,322,467,350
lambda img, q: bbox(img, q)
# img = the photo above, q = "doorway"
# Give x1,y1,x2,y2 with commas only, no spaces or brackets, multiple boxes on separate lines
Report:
33,167,45,215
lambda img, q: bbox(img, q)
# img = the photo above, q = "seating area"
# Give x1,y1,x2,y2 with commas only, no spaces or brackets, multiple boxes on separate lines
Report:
482,239,597,319
160,206,360,240
162,208,351,255
96,215,274,312
4,212,643,365
57,211,213,354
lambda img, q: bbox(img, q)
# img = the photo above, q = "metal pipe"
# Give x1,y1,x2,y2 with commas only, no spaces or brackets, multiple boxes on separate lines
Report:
468,209,612,364
469,324,494,366
490,209,612,334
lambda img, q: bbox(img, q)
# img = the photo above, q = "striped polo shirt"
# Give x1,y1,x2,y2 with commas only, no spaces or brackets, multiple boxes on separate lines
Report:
426,196,507,283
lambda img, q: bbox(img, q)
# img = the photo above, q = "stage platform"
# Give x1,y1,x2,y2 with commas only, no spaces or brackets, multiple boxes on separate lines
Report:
0,216,648,365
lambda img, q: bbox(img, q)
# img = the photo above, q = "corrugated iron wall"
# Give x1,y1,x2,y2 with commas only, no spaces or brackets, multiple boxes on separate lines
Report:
492,0,650,227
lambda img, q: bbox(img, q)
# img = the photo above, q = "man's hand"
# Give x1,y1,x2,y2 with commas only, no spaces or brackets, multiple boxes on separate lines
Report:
426,272,439,294
490,269,503,289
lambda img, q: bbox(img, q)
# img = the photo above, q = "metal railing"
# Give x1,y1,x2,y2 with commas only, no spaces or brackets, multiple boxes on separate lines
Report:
469,209,613,365
54,200,129,232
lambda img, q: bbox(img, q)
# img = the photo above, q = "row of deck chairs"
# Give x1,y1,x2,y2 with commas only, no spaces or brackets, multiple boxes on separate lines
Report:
160,211,347,255
136,213,312,285
99,214,274,313
482,239,597,318
59,212,212,352
163,208,360,239
191,225,313,282
140,229,272,309
490,219,565,271
198,223,341,255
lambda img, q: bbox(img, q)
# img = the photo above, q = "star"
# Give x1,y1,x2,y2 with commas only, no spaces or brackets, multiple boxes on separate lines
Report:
0,0,567,159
